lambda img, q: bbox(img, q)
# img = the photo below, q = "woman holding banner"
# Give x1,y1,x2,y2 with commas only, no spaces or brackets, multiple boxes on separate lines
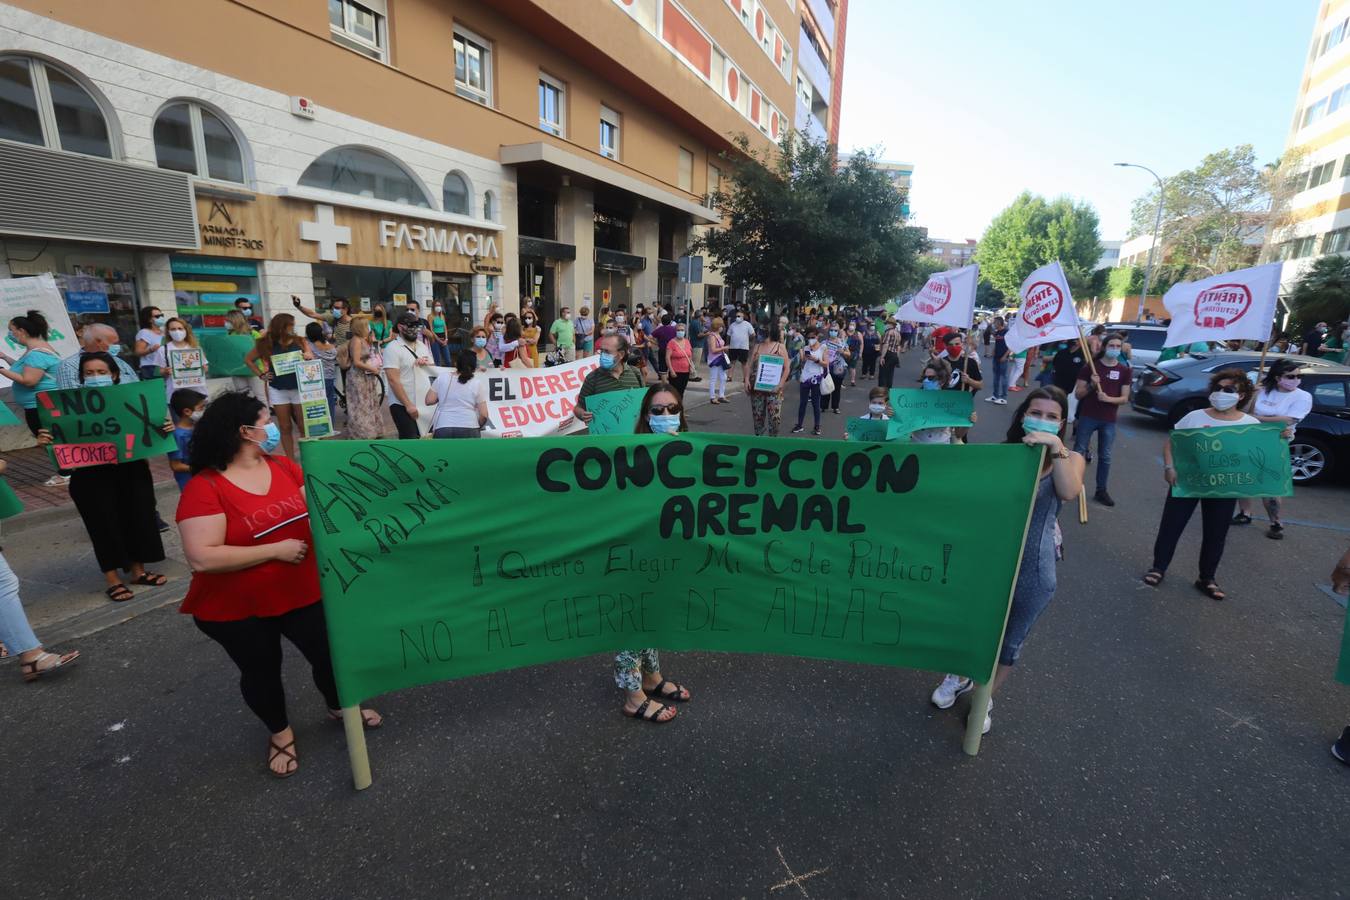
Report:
0,310,67,487
425,349,488,438
1232,359,1312,540
178,391,381,778
149,317,208,401
1142,370,1260,601
931,386,1083,733
469,325,494,372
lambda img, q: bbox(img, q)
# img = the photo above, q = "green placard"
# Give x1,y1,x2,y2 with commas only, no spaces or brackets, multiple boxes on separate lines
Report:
1169,424,1294,499
1339,612,1350,685
297,358,333,438
198,333,256,377
301,435,1045,707
0,477,23,519
585,387,647,435
36,380,172,468
0,402,22,426
271,350,303,377
887,389,974,435
845,417,898,443
753,354,786,392
885,301,898,315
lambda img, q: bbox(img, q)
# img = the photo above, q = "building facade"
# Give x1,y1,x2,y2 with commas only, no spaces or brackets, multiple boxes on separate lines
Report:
1,0,850,352
924,237,977,268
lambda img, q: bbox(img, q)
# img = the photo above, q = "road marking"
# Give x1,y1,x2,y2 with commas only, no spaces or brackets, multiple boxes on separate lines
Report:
770,846,829,897
1215,707,1262,731
107,720,126,733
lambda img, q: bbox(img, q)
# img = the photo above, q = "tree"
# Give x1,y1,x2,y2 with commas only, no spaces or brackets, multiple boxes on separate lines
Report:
900,255,949,294
974,279,1005,310
1287,254,1350,333
974,192,1102,298
1126,145,1271,276
690,133,927,311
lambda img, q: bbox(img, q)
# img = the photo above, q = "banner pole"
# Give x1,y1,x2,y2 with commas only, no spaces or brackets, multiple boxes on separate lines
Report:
1078,488,1088,524
342,705,372,791
962,680,995,756
1254,342,1270,389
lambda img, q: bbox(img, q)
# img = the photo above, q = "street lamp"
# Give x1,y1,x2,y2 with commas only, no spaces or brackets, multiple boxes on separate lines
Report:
1115,162,1165,322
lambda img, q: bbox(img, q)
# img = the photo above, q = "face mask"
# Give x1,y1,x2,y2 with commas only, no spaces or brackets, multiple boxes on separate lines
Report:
676,330,686,338
246,422,282,453
332,309,344,321
648,413,681,434
107,343,122,357
433,307,442,314
493,323,504,332
189,409,204,422
616,316,626,323
153,315,167,327
598,351,617,370
829,330,839,337
868,402,886,415
401,326,423,341
1104,348,1121,361
948,345,962,357
169,328,187,342
240,308,252,317
1022,417,1061,435
523,318,534,325
474,336,487,348
84,374,114,388
1278,376,1301,391
736,316,744,322
809,338,819,347
1209,391,1240,411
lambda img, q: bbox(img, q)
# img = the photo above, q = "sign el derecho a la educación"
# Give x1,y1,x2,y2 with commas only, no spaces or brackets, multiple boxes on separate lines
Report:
301,434,1045,780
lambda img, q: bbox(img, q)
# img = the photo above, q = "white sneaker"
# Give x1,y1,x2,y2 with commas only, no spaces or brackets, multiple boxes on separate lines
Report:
968,697,994,734
43,475,71,487
994,398,1008,405
984,396,997,403
930,674,973,709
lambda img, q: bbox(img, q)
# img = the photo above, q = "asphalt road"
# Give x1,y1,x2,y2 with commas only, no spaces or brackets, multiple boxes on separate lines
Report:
5,350,1350,899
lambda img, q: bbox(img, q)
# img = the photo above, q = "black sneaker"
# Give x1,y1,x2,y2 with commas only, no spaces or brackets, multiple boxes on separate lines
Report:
156,515,171,533
1094,490,1115,508
1333,726,1350,765
791,424,804,434
1232,513,1253,525
1267,524,1284,540
812,427,821,436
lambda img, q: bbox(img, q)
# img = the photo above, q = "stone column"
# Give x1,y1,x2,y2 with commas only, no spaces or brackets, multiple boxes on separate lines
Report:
259,260,314,327
630,204,660,308
139,253,177,316
556,184,595,316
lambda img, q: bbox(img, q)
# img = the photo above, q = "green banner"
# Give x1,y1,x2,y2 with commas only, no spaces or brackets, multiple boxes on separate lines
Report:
845,417,901,443
1169,424,1293,499
0,477,23,519
0,402,21,426
198,334,256,377
36,380,172,468
1339,611,1350,685
301,435,1044,707
887,389,974,435
584,387,647,435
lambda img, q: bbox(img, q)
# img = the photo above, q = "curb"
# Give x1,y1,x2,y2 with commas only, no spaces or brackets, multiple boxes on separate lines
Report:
11,479,181,529
39,586,185,646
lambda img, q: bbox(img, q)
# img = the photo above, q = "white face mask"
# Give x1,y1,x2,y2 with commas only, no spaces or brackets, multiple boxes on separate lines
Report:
1209,390,1240,411
169,328,187,342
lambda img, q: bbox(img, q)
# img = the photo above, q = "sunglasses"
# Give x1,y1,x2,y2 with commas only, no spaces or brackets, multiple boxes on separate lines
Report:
1214,384,1239,393
649,403,682,415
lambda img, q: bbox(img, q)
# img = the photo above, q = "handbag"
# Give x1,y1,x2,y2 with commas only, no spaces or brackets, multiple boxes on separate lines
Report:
820,371,835,395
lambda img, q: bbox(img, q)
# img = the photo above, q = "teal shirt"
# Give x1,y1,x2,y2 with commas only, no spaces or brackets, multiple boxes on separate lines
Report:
10,347,60,409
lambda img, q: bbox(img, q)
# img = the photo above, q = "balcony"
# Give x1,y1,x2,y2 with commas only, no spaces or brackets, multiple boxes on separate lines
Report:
798,23,832,98
804,0,835,46
795,96,827,143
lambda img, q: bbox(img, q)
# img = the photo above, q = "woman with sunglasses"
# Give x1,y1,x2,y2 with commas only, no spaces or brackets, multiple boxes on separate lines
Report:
616,383,694,724
1232,359,1310,540
1143,369,1260,601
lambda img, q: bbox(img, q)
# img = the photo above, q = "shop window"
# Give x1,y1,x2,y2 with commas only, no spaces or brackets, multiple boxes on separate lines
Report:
454,26,492,106
594,206,632,253
329,0,388,62
518,185,557,240
443,171,471,215
0,55,115,158
153,101,247,184
299,146,432,208
539,73,566,137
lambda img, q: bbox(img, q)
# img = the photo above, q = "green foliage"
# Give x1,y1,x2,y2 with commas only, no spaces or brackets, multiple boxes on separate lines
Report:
901,255,950,294
1288,254,1350,332
974,192,1102,298
974,279,1005,310
690,133,927,310
1103,264,1187,299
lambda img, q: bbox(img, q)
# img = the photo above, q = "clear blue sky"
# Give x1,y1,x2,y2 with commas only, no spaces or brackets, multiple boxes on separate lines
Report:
838,0,1319,242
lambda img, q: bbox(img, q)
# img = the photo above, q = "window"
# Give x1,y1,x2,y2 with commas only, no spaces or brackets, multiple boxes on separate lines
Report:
152,101,246,183
1325,227,1350,254
1310,378,1349,408
1283,235,1318,259
594,206,631,252
678,147,694,192
707,163,721,205
0,56,113,157
483,190,496,222
1287,170,1311,194
1308,160,1338,189
329,0,387,62
538,73,565,136
1322,18,1349,56
299,146,432,207
600,105,620,160
442,171,470,215
1342,153,1350,178
1303,98,1329,127
453,27,492,105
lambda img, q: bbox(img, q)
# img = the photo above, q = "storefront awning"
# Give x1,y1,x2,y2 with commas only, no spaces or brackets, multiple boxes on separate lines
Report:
500,143,719,225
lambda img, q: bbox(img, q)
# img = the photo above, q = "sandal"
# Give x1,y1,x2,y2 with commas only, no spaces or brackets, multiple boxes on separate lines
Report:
267,737,298,779
328,708,383,729
624,698,677,724
1142,570,1164,587
131,572,168,587
649,679,691,702
21,649,80,682
1231,513,1252,525
1194,579,1227,602
105,583,134,602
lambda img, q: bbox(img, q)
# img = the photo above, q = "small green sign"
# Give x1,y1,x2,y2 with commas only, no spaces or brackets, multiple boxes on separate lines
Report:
0,402,22,427
199,333,256,377
0,478,23,519
1169,424,1293,499
887,389,973,436
36,380,172,469
845,417,898,443
585,387,647,435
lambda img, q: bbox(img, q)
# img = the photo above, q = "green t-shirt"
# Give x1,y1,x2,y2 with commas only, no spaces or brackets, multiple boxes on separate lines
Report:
576,365,644,409
550,317,575,347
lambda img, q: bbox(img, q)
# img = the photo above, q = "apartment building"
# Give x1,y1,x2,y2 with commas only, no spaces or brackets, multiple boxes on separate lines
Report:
0,0,847,343
794,0,847,145
925,237,977,267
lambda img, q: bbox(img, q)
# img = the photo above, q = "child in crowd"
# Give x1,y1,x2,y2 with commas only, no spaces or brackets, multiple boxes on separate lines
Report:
168,388,206,491
844,386,892,439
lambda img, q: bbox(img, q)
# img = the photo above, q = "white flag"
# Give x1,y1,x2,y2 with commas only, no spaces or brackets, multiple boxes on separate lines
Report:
1161,263,1281,347
894,263,979,329
1005,261,1082,353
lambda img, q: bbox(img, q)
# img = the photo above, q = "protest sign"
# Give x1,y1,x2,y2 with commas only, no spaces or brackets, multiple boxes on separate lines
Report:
585,387,647,435
198,334,255,377
0,276,81,389
479,356,600,437
1338,610,1350,685
0,402,21,426
301,435,1043,716
887,389,974,436
1162,263,1281,348
271,350,304,377
1169,424,1293,499
36,381,172,469
168,347,206,389
753,354,786,392
894,264,978,329
297,358,334,438
1005,261,1082,353
845,417,898,442
0,478,23,519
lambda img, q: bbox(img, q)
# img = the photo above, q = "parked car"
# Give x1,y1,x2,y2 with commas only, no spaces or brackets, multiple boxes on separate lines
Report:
1131,352,1350,483
1100,322,1220,368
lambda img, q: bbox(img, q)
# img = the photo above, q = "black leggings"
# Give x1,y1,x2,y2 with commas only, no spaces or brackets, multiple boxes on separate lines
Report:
862,352,878,377
669,371,690,397
1150,494,1236,582
826,378,842,410
389,403,421,439
194,602,341,733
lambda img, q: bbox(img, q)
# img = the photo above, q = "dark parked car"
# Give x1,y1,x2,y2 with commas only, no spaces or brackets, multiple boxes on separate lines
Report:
1131,352,1350,483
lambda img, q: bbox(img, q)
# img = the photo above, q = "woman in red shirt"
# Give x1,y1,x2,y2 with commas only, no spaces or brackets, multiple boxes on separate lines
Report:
177,392,381,778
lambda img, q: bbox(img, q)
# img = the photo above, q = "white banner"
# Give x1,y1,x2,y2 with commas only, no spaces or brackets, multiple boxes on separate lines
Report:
1162,263,1281,347
0,274,81,389
477,356,601,437
894,263,979,329
1005,261,1083,353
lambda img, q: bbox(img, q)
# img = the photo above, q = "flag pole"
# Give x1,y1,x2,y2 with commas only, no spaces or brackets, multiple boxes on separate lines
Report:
1074,323,1094,525
343,705,373,790
962,680,995,755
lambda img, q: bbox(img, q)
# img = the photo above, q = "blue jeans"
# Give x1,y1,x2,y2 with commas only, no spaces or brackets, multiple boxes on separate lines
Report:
991,356,1009,399
1073,415,1116,492
324,378,338,422
0,551,40,655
